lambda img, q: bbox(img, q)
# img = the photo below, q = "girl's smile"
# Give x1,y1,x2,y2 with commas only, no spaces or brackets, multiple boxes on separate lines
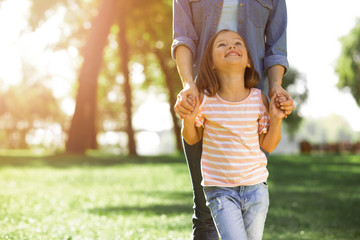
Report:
212,31,249,70
225,50,241,57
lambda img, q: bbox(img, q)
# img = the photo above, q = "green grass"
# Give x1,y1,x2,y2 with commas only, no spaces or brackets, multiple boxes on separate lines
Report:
0,152,359,239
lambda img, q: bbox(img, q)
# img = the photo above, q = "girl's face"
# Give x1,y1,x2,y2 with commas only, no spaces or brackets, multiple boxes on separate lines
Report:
212,31,249,72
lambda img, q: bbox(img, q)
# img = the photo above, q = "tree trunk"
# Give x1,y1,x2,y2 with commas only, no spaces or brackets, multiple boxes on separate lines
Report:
66,0,118,153
153,49,183,151
118,5,137,156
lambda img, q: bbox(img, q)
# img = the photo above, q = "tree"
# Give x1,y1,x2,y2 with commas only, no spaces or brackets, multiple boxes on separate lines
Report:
66,0,118,153
117,2,137,155
127,0,183,151
26,0,113,153
336,19,360,106
25,0,180,154
153,49,183,151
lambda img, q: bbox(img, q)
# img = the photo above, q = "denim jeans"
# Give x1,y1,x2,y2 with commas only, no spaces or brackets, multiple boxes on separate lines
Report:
203,183,269,240
183,139,219,240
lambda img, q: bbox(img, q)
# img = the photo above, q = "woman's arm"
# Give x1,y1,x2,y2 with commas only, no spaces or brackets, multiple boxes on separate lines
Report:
171,0,198,61
265,0,294,116
264,0,288,74
176,45,195,87
174,46,199,118
172,0,200,118
268,65,294,116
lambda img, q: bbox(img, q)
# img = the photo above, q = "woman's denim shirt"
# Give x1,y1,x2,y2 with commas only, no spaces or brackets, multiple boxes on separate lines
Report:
172,0,289,90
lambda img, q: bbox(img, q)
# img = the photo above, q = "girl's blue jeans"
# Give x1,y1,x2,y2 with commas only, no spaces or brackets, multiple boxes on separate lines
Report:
203,183,269,240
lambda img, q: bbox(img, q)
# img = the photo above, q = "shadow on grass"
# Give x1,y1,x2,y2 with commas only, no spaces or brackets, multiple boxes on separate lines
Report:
0,152,186,168
88,189,193,217
268,154,360,190
140,190,193,201
89,203,192,216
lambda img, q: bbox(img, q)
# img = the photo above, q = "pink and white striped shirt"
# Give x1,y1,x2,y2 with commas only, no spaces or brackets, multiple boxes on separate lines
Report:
195,88,270,187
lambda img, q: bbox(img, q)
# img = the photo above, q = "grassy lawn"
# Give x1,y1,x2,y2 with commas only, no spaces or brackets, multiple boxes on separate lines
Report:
0,152,359,240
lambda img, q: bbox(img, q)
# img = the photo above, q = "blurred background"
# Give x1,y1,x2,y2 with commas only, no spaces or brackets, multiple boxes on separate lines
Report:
0,0,360,156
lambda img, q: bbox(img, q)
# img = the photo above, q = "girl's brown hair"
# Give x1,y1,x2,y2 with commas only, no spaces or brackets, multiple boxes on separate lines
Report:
196,30,259,96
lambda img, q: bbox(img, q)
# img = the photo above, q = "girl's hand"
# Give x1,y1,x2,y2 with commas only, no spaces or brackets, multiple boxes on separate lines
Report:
174,82,199,119
269,84,295,116
274,94,288,118
270,94,286,120
183,96,200,123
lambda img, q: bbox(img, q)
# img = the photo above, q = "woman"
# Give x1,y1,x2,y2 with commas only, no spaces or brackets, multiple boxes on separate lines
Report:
171,1,294,239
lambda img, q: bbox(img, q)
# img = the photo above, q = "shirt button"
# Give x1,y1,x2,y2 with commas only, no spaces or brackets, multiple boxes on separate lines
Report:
238,19,243,24
239,3,243,7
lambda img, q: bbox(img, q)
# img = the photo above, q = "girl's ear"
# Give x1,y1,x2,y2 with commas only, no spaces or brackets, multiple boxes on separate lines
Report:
247,63,251,68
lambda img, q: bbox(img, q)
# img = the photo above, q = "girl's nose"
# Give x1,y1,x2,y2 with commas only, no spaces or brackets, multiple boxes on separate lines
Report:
229,45,235,49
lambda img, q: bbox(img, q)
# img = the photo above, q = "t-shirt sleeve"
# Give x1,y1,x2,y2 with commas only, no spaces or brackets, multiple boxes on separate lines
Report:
195,105,205,128
258,97,270,135
195,96,205,128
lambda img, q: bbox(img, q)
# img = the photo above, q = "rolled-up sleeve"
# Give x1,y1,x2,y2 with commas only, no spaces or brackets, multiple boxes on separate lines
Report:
264,0,289,73
171,0,199,61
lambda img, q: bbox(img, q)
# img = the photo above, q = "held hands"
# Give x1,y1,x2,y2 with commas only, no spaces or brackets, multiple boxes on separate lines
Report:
174,82,199,119
182,95,200,124
269,84,295,118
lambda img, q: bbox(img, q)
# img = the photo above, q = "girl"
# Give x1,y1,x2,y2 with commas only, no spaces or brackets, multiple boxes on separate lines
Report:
182,30,287,240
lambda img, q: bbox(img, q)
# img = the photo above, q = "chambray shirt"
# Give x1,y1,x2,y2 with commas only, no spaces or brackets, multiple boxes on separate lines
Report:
171,0,289,91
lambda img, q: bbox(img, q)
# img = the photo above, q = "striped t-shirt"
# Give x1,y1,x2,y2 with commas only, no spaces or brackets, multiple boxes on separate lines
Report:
195,88,270,187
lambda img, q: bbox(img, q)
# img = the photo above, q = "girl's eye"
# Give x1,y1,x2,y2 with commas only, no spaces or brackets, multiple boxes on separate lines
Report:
235,41,242,46
217,43,226,47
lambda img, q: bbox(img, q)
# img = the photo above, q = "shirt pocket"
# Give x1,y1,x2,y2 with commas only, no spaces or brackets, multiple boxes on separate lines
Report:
246,0,273,28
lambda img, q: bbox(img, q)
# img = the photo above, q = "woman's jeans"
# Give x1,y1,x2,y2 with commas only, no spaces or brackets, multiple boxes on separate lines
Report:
183,139,219,240
203,183,269,240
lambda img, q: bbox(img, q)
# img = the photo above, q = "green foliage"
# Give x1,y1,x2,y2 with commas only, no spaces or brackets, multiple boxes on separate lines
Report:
336,19,360,106
0,153,359,239
282,68,308,139
126,0,181,93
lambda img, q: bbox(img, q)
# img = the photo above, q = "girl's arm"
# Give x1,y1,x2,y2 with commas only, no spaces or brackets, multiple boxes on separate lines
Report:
181,95,204,145
259,94,286,153
182,120,203,145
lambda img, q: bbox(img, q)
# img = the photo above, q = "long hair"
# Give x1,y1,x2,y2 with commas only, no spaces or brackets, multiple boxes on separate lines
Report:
196,30,259,96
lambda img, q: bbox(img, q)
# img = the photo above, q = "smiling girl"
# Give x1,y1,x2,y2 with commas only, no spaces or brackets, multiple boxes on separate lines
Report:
181,30,287,240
